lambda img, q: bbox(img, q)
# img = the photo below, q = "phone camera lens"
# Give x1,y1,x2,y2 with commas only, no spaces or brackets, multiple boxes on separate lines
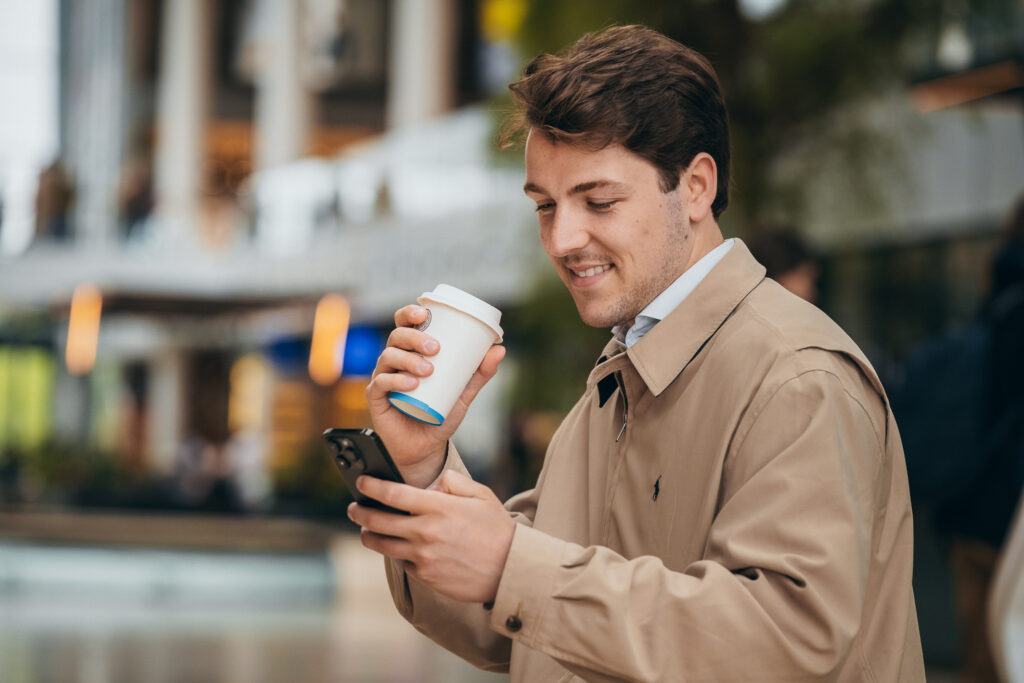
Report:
335,438,356,469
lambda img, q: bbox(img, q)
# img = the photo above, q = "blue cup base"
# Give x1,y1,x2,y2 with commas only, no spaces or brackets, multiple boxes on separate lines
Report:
388,392,445,425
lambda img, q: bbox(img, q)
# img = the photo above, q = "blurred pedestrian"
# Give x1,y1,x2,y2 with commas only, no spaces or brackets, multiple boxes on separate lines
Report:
117,152,154,242
748,225,819,303
350,25,923,681
34,159,74,241
897,194,1024,683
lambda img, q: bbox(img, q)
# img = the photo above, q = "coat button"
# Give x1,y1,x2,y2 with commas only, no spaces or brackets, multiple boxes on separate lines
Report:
505,615,522,632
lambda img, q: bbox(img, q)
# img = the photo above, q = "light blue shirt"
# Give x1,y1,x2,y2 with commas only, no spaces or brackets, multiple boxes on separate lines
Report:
613,238,735,348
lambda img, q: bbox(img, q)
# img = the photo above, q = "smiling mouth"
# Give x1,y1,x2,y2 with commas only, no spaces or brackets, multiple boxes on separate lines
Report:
570,264,612,278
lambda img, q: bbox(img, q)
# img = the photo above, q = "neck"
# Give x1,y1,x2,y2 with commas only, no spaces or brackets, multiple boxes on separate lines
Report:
683,218,725,272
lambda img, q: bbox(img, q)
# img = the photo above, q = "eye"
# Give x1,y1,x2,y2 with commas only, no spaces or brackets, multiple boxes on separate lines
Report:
535,201,555,214
588,200,617,211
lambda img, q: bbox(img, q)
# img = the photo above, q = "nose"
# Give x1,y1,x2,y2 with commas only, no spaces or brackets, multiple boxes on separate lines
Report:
543,208,590,258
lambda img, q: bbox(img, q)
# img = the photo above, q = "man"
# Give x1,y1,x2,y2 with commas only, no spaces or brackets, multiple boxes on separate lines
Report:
349,25,924,681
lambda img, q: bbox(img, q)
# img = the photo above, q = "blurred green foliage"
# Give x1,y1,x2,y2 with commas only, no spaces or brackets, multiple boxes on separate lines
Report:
504,271,611,414
1,440,137,506
0,437,353,519
505,0,1000,229
494,0,1013,419
270,439,353,517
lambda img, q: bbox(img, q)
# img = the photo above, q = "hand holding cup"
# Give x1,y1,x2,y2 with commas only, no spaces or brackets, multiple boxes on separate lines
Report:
366,286,505,488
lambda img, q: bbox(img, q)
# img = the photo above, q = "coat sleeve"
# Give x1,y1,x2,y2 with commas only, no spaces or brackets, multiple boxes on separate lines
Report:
483,369,887,682
384,441,544,673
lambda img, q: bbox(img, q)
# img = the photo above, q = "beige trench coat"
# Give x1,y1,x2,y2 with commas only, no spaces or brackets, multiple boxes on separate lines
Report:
386,240,925,682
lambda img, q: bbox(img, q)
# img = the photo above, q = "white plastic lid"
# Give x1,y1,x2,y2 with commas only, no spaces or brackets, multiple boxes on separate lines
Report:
418,284,503,342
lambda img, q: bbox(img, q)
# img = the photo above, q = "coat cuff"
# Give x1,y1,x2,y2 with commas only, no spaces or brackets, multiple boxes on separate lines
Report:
488,523,566,646
423,440,471,489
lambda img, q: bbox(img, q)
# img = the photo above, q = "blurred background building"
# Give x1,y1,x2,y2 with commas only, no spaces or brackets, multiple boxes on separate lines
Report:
0,0,1022,681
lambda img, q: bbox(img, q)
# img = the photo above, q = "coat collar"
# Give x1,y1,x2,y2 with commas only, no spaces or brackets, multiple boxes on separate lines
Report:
597,238,765,396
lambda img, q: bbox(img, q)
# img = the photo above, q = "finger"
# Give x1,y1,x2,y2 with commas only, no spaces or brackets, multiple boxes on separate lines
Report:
348,501,416,538
366,371,418,403
373,346,434,379
437,470,488,500
360,527,416,561
365,368,420,408
357,475,445,515
451,345,506,415
394,305,429,328
386,327,440,357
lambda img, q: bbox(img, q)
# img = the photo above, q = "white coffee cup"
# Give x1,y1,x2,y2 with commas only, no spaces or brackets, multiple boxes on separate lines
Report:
387,284,503,426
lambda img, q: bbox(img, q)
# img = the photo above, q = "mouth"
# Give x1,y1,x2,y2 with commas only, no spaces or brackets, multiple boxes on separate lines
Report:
566,263,613,287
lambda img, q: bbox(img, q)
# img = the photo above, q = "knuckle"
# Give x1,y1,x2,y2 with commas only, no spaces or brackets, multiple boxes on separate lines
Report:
417,565,438,585
410,547,429,567
418,519,443,545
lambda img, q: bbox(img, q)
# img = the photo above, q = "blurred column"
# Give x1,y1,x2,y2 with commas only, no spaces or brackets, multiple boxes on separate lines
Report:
254,0,313,170
148,349,185,473
62,0,128,249
388,0,459,128
51,365,89,441
153,0,212,248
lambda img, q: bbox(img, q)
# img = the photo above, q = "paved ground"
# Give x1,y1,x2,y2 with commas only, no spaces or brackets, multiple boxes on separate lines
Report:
0,528,992,682
0,534,504,683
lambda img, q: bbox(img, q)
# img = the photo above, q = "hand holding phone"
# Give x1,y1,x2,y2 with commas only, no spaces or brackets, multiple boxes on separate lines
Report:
323,428,408,515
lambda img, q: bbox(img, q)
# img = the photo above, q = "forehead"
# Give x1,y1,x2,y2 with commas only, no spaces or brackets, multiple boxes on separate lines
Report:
523,129,658,191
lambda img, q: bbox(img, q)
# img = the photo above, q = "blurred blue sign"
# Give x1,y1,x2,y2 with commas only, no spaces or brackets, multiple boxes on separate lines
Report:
266,337,310,375
343,326,383,377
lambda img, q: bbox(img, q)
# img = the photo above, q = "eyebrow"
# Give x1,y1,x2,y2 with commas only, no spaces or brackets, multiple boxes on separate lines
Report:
523,179,631,196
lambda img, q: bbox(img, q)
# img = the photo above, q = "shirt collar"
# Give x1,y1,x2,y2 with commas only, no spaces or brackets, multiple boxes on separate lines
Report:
592,238,766,397
613,239,735,348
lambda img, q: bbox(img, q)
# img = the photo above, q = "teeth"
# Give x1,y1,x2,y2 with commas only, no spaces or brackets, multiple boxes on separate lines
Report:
573,265,611,278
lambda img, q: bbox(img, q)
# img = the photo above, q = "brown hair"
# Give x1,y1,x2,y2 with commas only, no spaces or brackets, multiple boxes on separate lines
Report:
504,25,731,218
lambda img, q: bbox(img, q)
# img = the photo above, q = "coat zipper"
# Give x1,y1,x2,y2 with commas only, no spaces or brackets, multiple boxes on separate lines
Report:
615,371,628,442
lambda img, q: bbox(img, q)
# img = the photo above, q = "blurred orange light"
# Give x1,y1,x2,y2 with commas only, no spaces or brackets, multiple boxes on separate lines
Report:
334,377,370,412
65,283,102,375
309,294,350,386
229,354,269,432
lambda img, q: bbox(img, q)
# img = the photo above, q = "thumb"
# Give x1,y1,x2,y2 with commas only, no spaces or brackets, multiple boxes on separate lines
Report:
438,469,485,499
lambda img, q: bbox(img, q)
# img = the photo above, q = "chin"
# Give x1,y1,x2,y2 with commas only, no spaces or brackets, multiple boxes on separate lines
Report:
574,304,626,329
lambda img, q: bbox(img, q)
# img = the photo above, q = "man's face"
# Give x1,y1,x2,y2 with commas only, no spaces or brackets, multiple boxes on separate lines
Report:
524,130,695,328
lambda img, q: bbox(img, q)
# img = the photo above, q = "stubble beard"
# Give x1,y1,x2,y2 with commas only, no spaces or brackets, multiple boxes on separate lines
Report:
573,197,691,330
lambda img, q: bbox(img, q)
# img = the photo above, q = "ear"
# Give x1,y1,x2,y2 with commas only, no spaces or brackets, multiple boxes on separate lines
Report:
683,153,717,223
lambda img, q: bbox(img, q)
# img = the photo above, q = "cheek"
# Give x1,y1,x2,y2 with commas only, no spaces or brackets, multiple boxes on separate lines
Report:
537,224,553,253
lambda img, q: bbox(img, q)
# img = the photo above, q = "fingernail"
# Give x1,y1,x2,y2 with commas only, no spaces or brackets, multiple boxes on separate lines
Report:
424,340,439,353
402,375,417,388
418,360,432,374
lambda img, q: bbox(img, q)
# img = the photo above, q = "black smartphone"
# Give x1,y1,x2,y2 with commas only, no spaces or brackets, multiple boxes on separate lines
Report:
322,428,408,514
